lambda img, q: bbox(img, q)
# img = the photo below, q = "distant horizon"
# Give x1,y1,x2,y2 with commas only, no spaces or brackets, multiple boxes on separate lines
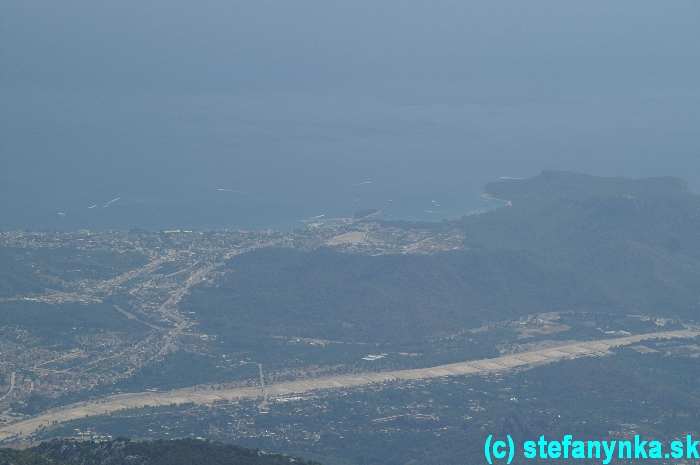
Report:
4,1,700,231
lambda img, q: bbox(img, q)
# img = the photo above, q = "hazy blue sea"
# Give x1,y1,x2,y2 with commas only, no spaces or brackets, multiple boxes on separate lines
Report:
3,1,699,231
2,89,700,231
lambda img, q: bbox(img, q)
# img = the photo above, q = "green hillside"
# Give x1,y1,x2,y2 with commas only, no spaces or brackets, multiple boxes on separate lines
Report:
0,439,318,465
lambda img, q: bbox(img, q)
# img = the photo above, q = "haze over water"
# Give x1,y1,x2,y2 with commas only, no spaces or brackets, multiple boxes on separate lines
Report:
2,1,699,230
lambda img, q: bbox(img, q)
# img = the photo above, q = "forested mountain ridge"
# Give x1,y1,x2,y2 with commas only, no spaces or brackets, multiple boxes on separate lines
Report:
0,439,318,465
188,171,700,347
461,171,700,317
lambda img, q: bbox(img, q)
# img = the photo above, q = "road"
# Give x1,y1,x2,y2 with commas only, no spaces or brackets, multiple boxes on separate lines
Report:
1,329,697,443
0,373,16,402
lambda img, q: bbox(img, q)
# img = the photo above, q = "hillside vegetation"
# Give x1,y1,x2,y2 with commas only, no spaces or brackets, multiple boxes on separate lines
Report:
0,439,318,465
186,171,700,347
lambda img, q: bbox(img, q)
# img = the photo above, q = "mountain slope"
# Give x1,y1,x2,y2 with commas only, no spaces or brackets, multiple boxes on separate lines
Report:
0,439,318,465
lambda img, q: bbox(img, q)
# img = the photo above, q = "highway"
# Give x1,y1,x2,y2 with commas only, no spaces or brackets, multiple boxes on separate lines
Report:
0,328,697,443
